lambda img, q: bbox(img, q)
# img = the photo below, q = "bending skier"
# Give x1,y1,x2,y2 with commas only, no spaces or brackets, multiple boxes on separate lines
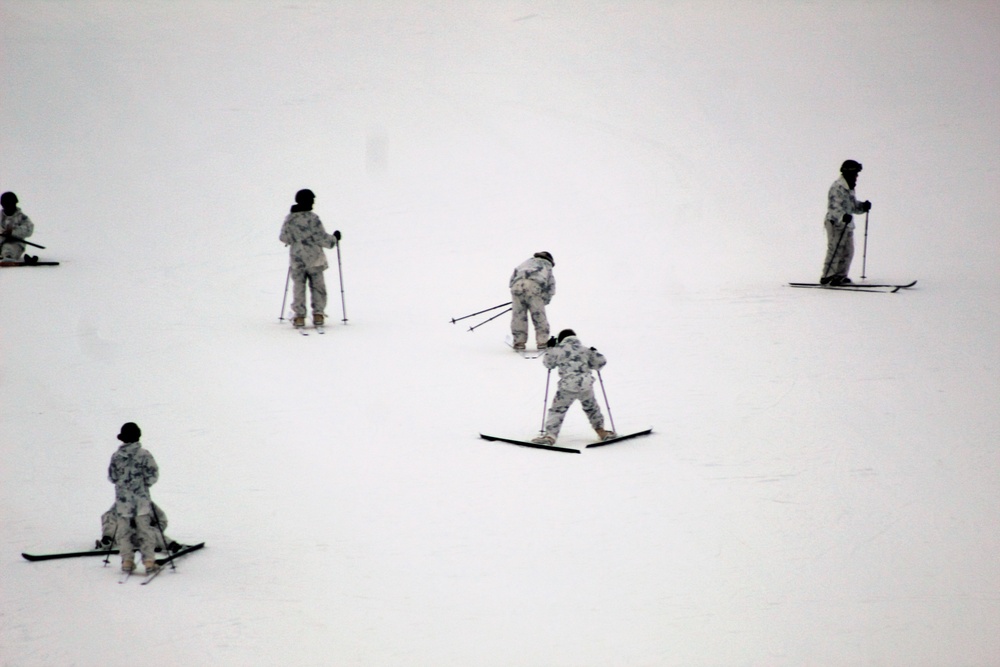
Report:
821,160,872,285
532,329,615,445
107,422,161,574
279,189,341,329
0,192,35,262
97,501,180,555
509,251,555,351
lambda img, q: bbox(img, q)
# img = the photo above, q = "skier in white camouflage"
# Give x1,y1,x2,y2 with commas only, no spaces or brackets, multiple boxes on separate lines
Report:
97,501,179,555
279,189,341,329
821,160,871,285
532,329,615,445
107,422,161,573
509,251,555,351
0,192,35,262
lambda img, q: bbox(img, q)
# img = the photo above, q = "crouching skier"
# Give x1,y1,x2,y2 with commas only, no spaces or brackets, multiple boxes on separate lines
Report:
532,329,615,445
279,189,341,329
108,422,161,574
97,501,180,556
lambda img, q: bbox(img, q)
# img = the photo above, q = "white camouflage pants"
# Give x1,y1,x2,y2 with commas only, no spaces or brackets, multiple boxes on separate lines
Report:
544,387,605,438
115,514,159,563
822,221,854,280
510,279,550,348
290,265,328,317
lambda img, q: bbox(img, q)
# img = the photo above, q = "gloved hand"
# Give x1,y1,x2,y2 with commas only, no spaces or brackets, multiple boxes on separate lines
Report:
333,230,342,241
546,336,558,348
842,213,853,224
861,201,872,212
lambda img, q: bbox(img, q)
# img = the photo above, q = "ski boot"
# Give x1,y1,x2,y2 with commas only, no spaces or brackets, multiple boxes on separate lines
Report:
121,559,136,573
143,559,161,574
313,313,325,327
595,427,616,441
531,433,556,445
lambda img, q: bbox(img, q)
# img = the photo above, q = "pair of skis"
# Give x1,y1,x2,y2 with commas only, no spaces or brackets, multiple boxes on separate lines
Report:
479,428,653,454
22,542,205,585
789,280,917,293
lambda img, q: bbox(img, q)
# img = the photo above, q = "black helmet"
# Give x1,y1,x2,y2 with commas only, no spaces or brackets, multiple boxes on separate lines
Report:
294,189,316,205
117,422,142,443
0,192,18,208
840,160,863,174
534,251,554,266
557,328,576,343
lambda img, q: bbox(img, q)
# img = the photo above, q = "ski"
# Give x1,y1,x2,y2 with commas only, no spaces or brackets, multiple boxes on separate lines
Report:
479,433,581,454
141,542,205,585
0,260,60,267
585,428,654,448
155,541,204,564
789,280,916,293
505,337,546,359
23,548,119,561
119,570,134,584
22,542,202,563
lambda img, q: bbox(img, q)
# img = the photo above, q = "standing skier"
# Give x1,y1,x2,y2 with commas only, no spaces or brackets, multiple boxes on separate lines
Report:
532,329,615,445
0,192,35,262
279,189,341,329
509,251,555,351
107,422,161,573
821,160,872,285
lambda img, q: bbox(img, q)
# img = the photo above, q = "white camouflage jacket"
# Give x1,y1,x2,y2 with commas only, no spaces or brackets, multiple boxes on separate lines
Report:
825,176,866,230
279,210,338,270
543,335,607,392
108,441,159,518
1,209,34,247
509,256,556,304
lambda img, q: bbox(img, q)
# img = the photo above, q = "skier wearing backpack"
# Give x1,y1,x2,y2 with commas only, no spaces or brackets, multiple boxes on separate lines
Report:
532,329,615,445
279,189,341,329
509,251,556,351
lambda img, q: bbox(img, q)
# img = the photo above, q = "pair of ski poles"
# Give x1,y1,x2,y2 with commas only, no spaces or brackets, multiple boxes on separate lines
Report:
279,242,349,323
449,301,511,331
825,211,871,280
539,367,617,436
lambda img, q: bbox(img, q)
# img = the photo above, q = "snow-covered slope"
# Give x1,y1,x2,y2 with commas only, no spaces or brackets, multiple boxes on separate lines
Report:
2,3,998,665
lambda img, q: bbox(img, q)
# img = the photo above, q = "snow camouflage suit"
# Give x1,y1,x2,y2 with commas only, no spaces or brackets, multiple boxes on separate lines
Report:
822,176,867,281
0,208,34,261
108,440,159,563
279,210,339,318
541,335,607,439
509,255,555,348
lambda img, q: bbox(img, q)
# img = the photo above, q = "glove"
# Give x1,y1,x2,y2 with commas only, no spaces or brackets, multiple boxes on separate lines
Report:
861,201,872,212
333,230,342,241
842,213,853,224
546,336,558,348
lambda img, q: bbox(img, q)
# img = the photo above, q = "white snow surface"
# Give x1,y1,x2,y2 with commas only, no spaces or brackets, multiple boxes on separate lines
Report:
2,2,999,665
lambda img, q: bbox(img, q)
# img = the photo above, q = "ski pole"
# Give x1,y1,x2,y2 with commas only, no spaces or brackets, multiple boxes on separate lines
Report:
4,236,45,249
279,266,291,321
149,502,175,571
450,302,512,324
861,210,870,279
336,241,348,324
102,521,118,566
467,307,512,332
540,368,552,434
596,370,617,435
